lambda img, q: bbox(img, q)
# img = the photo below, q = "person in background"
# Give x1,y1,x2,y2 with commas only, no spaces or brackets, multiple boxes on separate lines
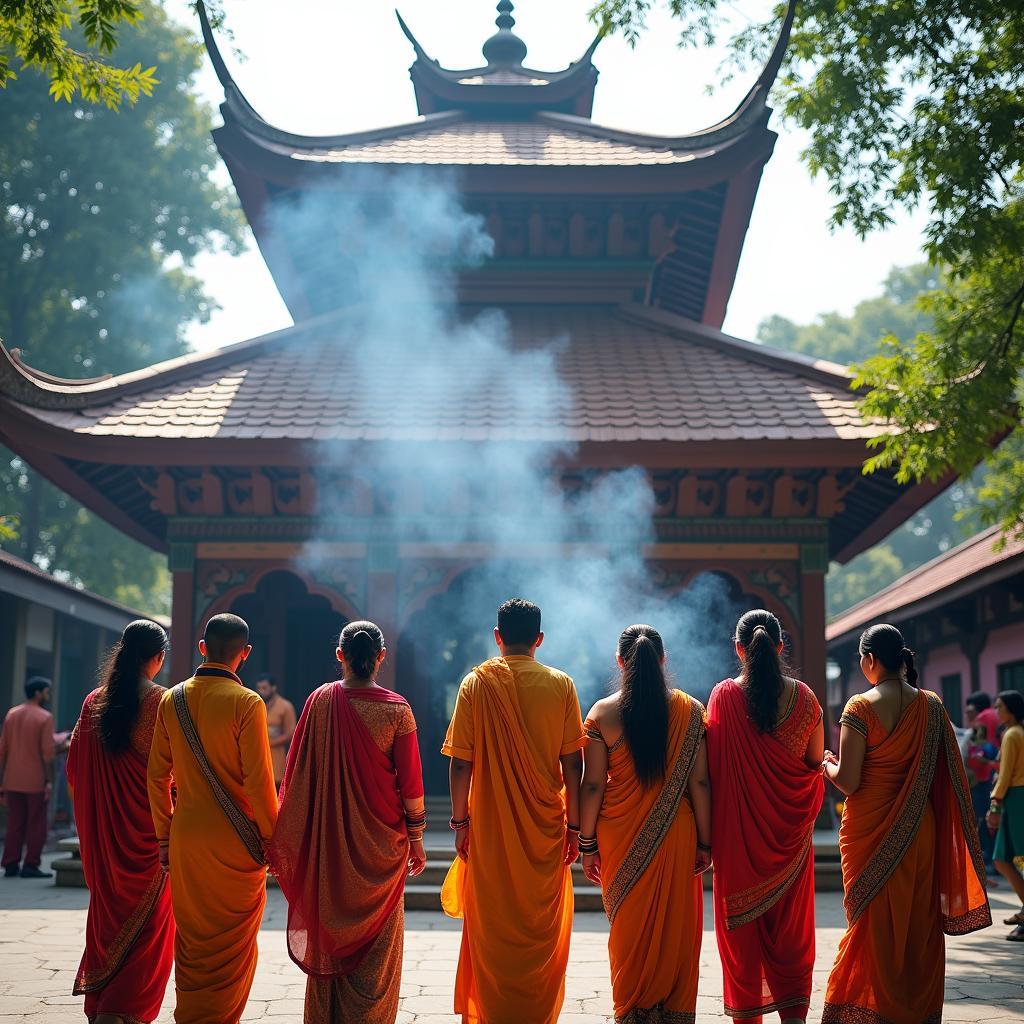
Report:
68,620,175,1024
0,677,55,878
969,691,1003,749
966,692,1000,877
822,624,990,1023
707,610,825,1024
987,689,1024,939
255,675,297,789
441,598,586,1024
270,621,426,1024
148,613,278,1024
579,624,709,1023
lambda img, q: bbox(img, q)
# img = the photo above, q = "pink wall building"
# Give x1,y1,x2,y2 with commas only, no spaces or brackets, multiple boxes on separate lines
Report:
827,526,1024,727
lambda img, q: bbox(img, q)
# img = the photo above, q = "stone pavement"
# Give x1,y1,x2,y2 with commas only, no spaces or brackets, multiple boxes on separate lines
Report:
1,858,1022,1022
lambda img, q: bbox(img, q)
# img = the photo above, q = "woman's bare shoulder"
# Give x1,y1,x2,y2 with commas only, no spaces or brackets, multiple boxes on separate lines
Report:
588,693,620,724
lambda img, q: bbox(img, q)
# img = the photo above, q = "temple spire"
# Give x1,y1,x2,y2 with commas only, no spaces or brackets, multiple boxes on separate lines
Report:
481,1,528,68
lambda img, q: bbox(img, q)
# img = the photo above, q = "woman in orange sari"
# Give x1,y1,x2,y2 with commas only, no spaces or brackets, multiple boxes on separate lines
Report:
67,619,174,1024
823,623,991,1024
269,621,426,1024
707,609,824,1023
579,624,710,1024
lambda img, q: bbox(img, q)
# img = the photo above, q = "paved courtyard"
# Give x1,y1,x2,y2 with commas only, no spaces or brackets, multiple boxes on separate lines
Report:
1,859,1022,1022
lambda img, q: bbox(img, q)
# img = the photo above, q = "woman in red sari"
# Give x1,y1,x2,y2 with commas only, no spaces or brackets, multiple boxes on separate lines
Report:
823,623,990,1024
67,619,174,1024
707,609,824,1024
269,620,426,1024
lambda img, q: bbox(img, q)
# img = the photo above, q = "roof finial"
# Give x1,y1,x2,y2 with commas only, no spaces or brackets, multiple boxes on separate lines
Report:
482,1,528,67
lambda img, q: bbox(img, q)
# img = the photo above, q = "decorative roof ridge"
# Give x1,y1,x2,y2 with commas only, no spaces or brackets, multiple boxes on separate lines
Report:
825,524,1020,637
0,306,359,411
395,7,602,84
615,302,856,390
197,0,270,131
0,547,171,626
712,0,796,131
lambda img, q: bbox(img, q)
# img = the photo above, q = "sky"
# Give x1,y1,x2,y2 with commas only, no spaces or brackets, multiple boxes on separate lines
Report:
167,0,928,352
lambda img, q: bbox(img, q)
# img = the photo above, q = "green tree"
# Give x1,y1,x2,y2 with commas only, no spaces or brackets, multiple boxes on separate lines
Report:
0,1,225,108
0,1,244,615
592,0,1024,541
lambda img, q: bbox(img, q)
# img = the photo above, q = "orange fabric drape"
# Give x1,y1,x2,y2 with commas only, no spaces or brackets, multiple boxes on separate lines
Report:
823,690,991,1024
148,666,279,1024
440,656,585,1024
589,690,705,1024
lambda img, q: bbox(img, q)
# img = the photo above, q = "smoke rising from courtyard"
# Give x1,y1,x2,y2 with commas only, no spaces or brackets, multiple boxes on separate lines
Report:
269,169,749,726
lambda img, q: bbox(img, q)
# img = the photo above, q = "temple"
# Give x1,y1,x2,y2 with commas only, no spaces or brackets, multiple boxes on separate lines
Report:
0,2,954,788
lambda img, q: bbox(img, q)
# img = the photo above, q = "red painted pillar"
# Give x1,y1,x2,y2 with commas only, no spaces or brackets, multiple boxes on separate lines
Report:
800,544,828,712
168,543,195,684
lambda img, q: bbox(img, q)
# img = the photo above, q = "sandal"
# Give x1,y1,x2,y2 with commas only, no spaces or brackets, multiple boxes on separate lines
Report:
1004,909,1024,925
1007,925,1024,942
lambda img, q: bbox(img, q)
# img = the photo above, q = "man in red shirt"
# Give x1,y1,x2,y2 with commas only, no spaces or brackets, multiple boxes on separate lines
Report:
0,678,56,878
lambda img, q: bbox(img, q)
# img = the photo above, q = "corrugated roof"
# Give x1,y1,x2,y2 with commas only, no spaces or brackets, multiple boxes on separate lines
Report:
826,525,1024,643
15,305,873,445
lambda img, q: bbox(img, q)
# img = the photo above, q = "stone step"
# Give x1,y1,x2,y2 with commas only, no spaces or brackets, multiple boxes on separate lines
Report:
53,851,845,901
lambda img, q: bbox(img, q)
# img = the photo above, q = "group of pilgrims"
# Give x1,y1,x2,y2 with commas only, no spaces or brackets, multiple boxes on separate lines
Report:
61,596,1009,1024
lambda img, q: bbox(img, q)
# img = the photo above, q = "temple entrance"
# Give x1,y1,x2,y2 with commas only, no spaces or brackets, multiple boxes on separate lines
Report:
229,570,346,708
397,562,757,793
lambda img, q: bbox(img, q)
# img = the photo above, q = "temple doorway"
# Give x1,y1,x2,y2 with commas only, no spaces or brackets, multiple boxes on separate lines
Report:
397,563,757,793
229,570,346,709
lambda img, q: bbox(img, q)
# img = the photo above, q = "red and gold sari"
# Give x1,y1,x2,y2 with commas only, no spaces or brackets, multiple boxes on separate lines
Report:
67,686,174,1024
823,690,991,1024
587,689,706,1024
269,682,423,1024
707,679,823,1021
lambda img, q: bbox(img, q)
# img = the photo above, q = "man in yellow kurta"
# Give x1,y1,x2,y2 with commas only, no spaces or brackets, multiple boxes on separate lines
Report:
442,598,586,1024
148,613,278,1024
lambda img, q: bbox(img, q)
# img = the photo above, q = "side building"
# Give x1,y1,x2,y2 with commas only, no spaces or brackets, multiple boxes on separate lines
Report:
827,526,1024,725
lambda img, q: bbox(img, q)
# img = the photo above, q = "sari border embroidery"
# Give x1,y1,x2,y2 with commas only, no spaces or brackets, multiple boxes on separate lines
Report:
73,870,166,994
171,683,266,866
724,828,813,930
842,693,942,925
822,1003,940,1024
603,696,704,923
616,1005,695,1024
939,716,993,934
725,996,809,1019
838,711,868,739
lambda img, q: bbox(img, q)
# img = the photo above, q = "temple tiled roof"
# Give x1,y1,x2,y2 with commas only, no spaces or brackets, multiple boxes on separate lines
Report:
286,114,716,167
5,304,871,444
826,526,1024,643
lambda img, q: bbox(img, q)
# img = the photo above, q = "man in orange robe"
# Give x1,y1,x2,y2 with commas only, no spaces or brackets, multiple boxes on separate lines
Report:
441,598,586,1024
148,613,279,1024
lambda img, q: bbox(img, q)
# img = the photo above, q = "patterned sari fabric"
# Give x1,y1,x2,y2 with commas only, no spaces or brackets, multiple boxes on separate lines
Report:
707,679,824,1022
587,690,706,1024
67,686,174,1024
269,683,424,1024
823,690,991,1024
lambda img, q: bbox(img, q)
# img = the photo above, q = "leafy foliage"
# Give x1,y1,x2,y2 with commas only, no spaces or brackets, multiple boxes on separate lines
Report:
0,1,224,108
0,1,243,615
592,0,1024,541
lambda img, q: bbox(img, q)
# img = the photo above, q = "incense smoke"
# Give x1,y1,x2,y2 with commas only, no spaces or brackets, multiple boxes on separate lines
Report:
269,169,749,772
